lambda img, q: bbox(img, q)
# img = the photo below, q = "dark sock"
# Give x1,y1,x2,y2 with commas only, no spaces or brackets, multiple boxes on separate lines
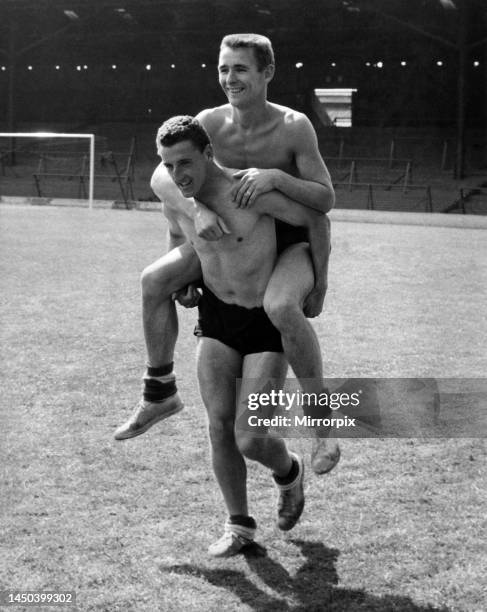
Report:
143,378,177,402
143,363,177,402
229,515,257,529
146,362,173,377
273,457,299,486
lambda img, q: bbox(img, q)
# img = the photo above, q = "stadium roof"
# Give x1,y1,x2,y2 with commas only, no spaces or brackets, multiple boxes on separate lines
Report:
0,0,485,66
1,0,485,178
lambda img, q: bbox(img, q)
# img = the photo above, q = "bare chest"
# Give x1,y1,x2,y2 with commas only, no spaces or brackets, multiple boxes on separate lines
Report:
176,197,269,254
211,124,296,173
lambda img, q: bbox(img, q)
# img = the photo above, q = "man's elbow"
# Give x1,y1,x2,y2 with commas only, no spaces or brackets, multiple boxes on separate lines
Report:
308,185,335,215
320,186,335,214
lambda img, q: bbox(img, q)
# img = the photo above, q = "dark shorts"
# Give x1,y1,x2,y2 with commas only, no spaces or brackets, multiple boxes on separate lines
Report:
276,220,308,255
194,285,283,356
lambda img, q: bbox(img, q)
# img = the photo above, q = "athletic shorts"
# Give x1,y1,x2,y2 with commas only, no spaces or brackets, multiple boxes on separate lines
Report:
276,220,308,255
194,285,283,356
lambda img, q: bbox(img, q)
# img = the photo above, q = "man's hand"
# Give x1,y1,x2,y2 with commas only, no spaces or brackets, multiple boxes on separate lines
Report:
172,284,201,308
232,168,279,208
194,202,231,241
303,283,327,318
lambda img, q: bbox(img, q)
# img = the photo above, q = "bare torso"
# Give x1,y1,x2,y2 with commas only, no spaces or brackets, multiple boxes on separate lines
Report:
161,171,276,308
198,102,301,175
154,102,313,306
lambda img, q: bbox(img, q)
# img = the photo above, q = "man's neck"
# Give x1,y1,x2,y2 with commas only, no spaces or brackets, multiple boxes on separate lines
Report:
230,99,271,130
196,161,231,202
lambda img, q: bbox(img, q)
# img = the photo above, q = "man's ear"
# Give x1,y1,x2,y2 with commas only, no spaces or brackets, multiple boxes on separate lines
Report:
264,63,275,83
204,144,213,160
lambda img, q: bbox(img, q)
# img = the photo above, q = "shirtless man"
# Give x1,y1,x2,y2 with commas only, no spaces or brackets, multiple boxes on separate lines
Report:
114,33,339,474
156,114,328,556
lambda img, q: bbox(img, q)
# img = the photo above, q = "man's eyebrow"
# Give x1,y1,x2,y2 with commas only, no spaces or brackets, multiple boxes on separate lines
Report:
218,63,249,69
167,157,191,164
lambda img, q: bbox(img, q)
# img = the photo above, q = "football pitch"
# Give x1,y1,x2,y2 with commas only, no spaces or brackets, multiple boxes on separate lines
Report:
1,204,486,611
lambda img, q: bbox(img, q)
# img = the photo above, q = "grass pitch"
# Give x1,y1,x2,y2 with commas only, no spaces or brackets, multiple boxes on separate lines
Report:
1,205,486,611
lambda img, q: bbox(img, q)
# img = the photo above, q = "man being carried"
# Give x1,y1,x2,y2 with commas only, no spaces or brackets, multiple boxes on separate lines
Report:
114,33,338,475
156,115,331,556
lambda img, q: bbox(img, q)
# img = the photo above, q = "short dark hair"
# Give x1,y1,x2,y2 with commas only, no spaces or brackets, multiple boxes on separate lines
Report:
220,33,275,71
156,115,210,157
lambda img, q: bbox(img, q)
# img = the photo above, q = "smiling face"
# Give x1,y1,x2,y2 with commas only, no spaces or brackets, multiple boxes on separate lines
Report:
160,140,211,198
218,46,273,108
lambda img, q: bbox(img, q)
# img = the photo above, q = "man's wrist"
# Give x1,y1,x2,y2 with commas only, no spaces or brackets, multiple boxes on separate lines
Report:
272,169,284,191
313,280,327,291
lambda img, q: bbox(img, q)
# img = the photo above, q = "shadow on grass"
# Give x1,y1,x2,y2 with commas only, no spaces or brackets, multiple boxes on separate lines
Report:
161,538,451,611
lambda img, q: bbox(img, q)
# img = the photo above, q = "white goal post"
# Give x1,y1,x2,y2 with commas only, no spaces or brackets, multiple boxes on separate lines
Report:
0,132,95,209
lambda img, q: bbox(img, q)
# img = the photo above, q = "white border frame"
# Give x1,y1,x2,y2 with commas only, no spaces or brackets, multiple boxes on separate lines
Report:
0,132,95,209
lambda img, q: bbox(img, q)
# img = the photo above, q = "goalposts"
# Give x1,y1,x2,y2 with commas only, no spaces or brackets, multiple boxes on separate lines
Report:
0,132,95,209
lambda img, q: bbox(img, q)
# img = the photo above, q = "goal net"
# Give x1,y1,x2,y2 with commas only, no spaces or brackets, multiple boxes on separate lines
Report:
0,132,95,208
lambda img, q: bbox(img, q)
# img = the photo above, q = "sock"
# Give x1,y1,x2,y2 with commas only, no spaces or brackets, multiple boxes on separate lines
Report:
143,362,177,403
147,363,173,377
229,515,257,529
273,457,299,486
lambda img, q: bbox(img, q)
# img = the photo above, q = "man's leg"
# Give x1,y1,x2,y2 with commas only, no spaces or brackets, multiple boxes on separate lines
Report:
114,243,201,440
263,243,340,475
236,351,305,532
197,337,247,516
142,242,201,367
196,337,256,557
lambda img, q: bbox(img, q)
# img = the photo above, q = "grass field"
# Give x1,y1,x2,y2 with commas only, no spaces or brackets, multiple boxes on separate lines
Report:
1,205,486,612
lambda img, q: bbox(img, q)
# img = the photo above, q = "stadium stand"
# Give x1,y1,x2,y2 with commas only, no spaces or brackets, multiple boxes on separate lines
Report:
1,123,485,214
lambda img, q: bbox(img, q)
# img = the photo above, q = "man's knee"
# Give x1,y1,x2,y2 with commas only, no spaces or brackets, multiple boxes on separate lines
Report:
235,431,264,461
208,417,235,446
263,293,302,332
141,264,174,302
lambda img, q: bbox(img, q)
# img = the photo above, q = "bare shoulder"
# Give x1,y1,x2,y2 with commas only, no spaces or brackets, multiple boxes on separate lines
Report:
266,103,312,138
195,104,231,131
270,103,314,134
150,161,170,194
150,162,180,205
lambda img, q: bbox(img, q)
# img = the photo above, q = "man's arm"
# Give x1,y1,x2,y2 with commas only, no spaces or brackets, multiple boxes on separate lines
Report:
232,113,335,214
253,190,318,227
303,215,330,317
151,163,188,251
161,203,202,308
163,205,187,251
150,163,201,307
193,198,231,241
